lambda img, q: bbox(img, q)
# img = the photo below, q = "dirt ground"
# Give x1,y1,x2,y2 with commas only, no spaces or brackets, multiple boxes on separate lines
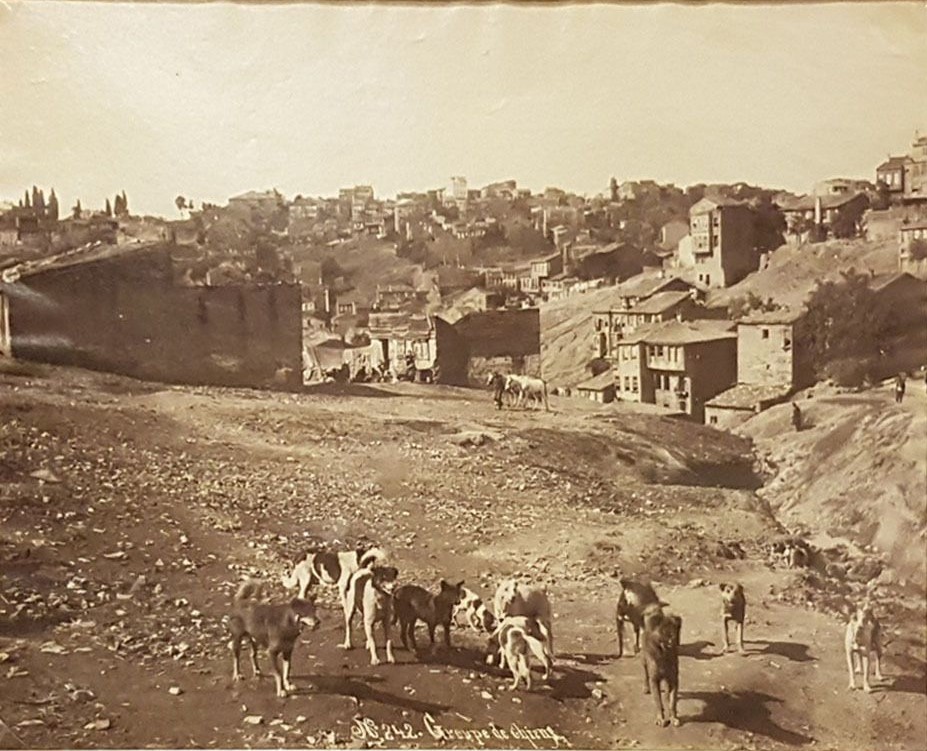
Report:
0,364,925,750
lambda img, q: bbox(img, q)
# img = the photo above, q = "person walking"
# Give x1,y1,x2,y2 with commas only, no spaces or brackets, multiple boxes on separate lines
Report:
490,372,506,410
894,373,906,404
791,402,802,432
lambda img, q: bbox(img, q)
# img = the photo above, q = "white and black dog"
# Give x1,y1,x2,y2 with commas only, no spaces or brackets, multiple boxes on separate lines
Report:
282,543,387,606
453,586,497,634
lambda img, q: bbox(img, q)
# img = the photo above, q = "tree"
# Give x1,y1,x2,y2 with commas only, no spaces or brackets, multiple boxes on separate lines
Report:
47,189,59,221
72,199,82,219
727,292,781,320
797,269,894,380
830,202,866,239
909,238,927,262
609,177,618,203
872,181,892,212
175,196,188,217
24,190,31,209
105,198,113,217
120,190,128,216
32,186,45,213
113,194,124,216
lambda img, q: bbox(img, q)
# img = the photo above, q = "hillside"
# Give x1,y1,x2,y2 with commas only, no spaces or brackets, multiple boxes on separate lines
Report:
741,381,927,587
1,363,924,750
708,237,899,311
539,284,626,386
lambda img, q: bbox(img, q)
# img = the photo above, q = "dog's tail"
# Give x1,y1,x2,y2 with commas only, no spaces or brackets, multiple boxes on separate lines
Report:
235,578,266,604
359,546,387,569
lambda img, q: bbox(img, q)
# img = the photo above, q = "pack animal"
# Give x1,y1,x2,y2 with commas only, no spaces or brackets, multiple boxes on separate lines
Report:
640,604,682,727
281,544,386,603
719,583,746,653
227,579,320,698
394,580,465,653
496,616,553,691
341,564,400,666
504,374,550,411
453,586,497,634
845,603,885,692
615,578,665,658
491,579,553,678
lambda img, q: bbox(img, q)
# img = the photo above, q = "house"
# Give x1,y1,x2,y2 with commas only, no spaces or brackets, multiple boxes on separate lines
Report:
619,290,700,332
576,370,616,404
0,243,302,390
540,272,581,301
228,190,283,215
877,156,911,196
527,252,564,290
870,272,927,330
479,266,505,289
658,220,689,251
779,192,870,238
573,242,644,282
374,282,420,311
899,220,927,277
368,311,437,379
435,308,540,385
813,178,875,197
610,320,738,421
333,288,370,317
687,197,758,288
703,308,810,429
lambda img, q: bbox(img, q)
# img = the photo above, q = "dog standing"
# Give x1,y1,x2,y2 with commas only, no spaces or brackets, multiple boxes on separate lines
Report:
394,580,464,653
496,616,553,691
491,579,554,678
341,564,399,666
282,544,386,603
227,579,320,698
720,583,746,653
845,603,885,692
641,603,682,727
453,586,497,634
616,578,664,658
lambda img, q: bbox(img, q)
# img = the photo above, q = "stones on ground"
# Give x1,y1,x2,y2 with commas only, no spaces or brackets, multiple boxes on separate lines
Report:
168,686,183,696
243,715,264,726
84,719,112,731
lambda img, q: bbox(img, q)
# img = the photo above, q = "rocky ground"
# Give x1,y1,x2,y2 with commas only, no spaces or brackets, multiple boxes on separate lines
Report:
0,363,924,750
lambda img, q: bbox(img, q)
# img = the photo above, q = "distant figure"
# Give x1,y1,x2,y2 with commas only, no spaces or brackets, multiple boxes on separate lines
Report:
791,402,803,432
894,374,906,404
490,372,507,410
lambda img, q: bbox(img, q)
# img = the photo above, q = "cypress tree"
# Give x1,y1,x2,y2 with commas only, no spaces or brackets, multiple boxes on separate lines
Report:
48,189,59,221
105,198,113,217
24,190,31,209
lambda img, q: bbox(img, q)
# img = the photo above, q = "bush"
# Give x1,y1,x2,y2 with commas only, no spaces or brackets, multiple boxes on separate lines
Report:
588,358,611,377
909,238,927,261
822,358,878,389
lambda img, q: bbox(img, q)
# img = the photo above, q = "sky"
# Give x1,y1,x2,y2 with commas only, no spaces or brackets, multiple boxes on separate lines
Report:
1,1,926,217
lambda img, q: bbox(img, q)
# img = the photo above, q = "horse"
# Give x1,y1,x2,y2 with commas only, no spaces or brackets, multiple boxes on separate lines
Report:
504,374,550,411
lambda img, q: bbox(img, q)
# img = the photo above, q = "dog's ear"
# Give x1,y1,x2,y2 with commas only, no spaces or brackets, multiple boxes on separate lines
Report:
440,579,449,589
456,580,465,589
718,583,726,591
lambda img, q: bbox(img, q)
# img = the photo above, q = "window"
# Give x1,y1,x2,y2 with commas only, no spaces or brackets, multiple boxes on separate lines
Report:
631,376,639,392
624,376,630,391
762,328,770,340
709,415,718,425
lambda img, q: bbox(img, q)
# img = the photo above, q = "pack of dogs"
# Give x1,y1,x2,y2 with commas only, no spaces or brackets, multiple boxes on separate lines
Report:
228,542,889,724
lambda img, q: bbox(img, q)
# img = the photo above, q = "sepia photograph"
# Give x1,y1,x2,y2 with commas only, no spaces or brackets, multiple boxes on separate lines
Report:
0,1,925,749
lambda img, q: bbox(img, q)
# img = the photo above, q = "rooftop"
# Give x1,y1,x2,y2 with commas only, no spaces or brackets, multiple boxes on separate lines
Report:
640,319,736,346
777,191,868,212
705,383,792,409
627,290,693,315
738,307,806,325
577,370,615,391
877,156,914,171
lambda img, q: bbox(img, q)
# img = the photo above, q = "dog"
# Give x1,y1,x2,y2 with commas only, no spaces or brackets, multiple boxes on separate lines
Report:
341,564,399,666
453,586,497,634
720,583,746,653
227,579,320,698
845,602,885,692
281,543,387,603
640,603,682,727
616,578,665,658
394,580,465,653
491,579,554,678
496,616,553,691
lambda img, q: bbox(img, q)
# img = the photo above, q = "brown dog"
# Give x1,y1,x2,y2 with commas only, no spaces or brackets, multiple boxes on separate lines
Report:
616,578,664,658
845,603,885,692
341,564,400,666
720,583,746,653
394,580,464,653
641,604,682,727
227,579,320,698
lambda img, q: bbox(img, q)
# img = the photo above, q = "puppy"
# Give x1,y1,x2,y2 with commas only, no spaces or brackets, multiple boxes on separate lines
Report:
453,586,497,634
341,564,399,666
845,603,885,692
227,579,320,698
497,616,552,691
719,583,746,653
615,578,664,658
394,580,465,653
640,603,682,727
491,579,554,678
282,543,386,603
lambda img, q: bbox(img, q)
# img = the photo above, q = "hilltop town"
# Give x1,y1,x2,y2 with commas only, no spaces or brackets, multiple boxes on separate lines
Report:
2,133,926,423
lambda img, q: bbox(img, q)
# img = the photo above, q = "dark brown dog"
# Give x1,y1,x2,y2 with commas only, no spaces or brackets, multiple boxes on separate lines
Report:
616,578,664,658
720,583,746,653
641,603,682,727
227,579,320,698
394,580,464,653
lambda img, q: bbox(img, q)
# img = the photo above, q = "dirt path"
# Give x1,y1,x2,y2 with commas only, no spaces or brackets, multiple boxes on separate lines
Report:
0,367,924,750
